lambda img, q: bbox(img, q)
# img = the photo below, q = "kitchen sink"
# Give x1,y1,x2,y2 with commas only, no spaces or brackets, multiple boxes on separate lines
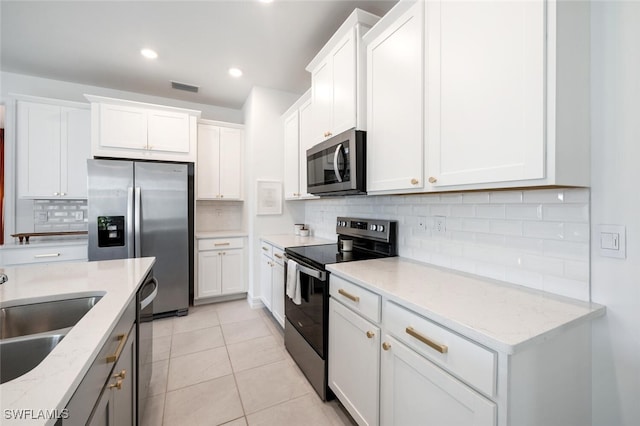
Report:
0,332,67,384
0,296,103,339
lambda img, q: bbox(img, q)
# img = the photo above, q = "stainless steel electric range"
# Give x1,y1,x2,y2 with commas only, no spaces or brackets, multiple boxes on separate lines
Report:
284,217,397,400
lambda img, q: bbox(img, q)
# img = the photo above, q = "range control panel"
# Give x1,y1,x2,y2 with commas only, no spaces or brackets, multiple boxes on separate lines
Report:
336,217,397,243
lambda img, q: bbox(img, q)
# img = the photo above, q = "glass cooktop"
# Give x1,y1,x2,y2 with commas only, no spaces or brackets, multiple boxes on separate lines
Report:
285,243,387,270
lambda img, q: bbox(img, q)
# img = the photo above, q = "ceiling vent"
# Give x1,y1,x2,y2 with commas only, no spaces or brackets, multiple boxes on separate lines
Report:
171,81,199,93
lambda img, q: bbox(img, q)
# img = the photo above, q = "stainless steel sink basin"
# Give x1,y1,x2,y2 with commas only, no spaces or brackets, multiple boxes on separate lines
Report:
0,332,66,384
1,296,103,339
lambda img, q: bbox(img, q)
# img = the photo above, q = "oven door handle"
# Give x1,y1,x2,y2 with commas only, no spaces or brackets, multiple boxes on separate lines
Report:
285,253,326,281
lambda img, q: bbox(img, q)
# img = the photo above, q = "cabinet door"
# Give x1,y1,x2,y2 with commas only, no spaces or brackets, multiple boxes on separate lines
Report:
86,387,113,426
426,0,545,187
112,327,136,426
380,335,496,426
260,253,273,310
311,58,333,144
99,104,147,150
271,262,285,328
331,29,357,137
17,101,62,198
198,251,222,298
197,124,221,199
147,110,190,153
61,107,91,198
283,110,300,199
298,98,315,198
366,1,424,193
221,249,245,294
219,127,243,200
329,299,380,426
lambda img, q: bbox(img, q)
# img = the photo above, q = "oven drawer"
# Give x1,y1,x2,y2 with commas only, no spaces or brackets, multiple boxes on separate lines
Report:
384,300,496,397
272,247,285,266
330,275,381,324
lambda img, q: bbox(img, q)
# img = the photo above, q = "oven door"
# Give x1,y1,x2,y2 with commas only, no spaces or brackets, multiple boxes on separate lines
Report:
284,257,329,358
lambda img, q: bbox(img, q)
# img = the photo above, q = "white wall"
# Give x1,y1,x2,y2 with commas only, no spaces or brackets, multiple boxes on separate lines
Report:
242,87,305,305
591,3,640,425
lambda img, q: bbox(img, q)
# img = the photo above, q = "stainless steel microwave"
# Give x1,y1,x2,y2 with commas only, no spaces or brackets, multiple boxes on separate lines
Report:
306,128,366,196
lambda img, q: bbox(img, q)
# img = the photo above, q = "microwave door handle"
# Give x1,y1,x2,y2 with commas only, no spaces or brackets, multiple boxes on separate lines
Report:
333,144,343,182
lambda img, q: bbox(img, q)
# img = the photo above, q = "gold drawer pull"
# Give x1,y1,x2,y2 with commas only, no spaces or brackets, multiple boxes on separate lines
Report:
338,289,359,303
113,369,126,379
106,333,127,363
366,331,375,339
108,379,123,390
411,178,419,185
214,242,230,246
262,247,269,251
382,342,391,351
406,327,448,354
428,176,438,184
274,253,283,259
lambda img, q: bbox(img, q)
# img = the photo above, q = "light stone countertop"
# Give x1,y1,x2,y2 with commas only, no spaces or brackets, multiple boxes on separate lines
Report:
327,257,605,354
0,257,155,426
261,234,334,250
195,231,248,239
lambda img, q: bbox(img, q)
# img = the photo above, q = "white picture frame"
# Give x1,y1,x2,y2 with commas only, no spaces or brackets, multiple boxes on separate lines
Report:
256,180,282,215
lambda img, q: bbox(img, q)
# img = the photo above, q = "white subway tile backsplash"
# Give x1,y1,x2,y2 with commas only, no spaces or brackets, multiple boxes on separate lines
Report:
304,187,590,300
505,204,543,220
33,199,88,232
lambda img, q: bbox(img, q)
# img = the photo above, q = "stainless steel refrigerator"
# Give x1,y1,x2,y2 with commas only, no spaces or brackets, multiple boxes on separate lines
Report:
87,159,193,317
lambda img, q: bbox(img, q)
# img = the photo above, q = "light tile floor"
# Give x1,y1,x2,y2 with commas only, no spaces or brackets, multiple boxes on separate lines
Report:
142,299,356,426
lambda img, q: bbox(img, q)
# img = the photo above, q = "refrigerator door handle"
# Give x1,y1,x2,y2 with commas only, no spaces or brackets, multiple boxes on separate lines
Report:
127,187,135,258
135,187,142,258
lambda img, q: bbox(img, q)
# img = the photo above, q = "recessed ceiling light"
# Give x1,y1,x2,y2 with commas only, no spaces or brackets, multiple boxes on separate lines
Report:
229,67,243,78
140,48,158,59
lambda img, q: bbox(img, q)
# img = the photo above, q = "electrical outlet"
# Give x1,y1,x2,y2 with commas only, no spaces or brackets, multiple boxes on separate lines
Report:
433,216,446,236
418,216,427,232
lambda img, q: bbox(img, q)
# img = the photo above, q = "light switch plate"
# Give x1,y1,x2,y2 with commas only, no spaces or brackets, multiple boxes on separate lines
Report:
598,224,626,259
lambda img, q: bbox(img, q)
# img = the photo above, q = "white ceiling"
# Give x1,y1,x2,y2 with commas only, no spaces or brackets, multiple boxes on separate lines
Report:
1,0,397,110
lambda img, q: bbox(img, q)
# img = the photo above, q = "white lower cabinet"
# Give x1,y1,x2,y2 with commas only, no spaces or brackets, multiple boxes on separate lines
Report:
380,334,496,426
329,299,380,426
259,240,285,327
2,243,88,267
196,237,245,300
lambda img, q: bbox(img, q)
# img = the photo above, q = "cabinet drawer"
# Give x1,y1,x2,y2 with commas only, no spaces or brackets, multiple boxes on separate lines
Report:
272,247,285,266
384,300,496,397
330,275,381,323
3,244,87,266
259,241,273,258
198,237,244,251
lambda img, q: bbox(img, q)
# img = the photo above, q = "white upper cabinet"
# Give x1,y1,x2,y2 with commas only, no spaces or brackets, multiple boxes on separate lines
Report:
306,9,380,145
17,98,91,199
86,95,200,162
365,1,424,194
364,0,589,194
424,0,589,190
197,121,243,200
283,90,317,200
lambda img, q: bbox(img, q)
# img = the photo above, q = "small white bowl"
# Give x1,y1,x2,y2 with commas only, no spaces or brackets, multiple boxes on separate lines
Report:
299,229,310,237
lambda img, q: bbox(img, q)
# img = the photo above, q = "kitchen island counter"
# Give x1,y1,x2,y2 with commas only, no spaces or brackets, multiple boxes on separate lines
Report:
0,257,155,425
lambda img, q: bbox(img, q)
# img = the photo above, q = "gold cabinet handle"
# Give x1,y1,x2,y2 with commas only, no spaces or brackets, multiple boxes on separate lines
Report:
411,179,419,185
405,326,448,354
34,253,61,258
274,253,283,259
113,369,126,379
106,333,127,363
428,176,438,184
338,289,360,303
214,242,230,246
108,379,123,390
262,247,269,252
366,331,375,339
382,342,391,351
